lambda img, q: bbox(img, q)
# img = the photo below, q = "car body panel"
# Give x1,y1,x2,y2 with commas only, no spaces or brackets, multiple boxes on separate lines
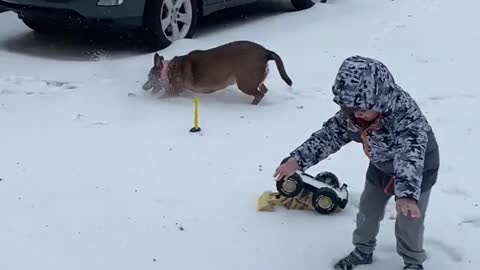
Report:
203,0,258,15
0,0,147,19
0,0,268,21
0,0,306,50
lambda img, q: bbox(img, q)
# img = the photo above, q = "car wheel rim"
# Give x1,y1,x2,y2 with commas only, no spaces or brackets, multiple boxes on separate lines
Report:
160,0,193,42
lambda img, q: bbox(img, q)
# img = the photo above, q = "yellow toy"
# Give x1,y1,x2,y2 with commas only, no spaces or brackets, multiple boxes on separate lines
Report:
257,190,314,212
190,98,201,132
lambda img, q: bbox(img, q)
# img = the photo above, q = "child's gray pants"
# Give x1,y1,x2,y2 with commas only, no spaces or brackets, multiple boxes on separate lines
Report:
352,169,432,265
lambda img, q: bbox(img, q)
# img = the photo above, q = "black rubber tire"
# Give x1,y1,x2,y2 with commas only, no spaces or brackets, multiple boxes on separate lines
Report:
142,0,200,51
312,187,339,214
276,173,304,198
290,0,315,10
314,171,340,189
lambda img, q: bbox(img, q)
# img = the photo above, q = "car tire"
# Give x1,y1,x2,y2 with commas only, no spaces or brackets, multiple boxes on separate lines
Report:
290,0,315,10
142,0,200,51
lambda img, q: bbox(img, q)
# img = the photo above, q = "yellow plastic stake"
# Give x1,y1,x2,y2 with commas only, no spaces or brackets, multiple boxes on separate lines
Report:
190,98,201,132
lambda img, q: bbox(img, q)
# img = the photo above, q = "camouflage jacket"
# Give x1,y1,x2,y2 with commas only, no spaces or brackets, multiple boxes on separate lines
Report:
290,56,439,202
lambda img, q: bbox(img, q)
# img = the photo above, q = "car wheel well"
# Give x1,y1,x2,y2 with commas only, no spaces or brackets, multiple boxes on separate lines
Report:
198,0,205,16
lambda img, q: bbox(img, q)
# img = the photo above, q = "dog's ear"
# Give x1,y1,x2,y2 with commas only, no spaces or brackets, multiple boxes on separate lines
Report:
154,53,164,67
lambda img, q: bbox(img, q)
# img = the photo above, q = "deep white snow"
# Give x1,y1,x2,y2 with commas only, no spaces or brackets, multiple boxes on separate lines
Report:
1,0,479,269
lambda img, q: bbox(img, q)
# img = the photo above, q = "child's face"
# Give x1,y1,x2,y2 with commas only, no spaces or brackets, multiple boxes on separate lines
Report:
353,109,380,122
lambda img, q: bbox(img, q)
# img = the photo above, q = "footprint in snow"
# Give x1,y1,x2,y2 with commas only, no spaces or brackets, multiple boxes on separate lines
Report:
79,121,109,128
458,217,480,228
417,95,457,107
289,87,328,99
415,55,432,64
383,23,408,34
72,114,109,128
423,93,476,104
424,238,464,262
461,93,477,99
0,75,79,96
428,95,450,101
44,80,78,89
440,185,470,199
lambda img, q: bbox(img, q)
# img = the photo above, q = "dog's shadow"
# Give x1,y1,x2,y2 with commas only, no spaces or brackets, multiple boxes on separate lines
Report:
147,87,256,106
144,83,297,107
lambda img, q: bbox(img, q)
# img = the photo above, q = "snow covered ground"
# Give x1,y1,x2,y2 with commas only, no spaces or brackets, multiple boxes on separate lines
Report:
0,0,479,269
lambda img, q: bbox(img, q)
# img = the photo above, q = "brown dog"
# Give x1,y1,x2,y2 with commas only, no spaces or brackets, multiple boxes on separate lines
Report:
142,41,292,105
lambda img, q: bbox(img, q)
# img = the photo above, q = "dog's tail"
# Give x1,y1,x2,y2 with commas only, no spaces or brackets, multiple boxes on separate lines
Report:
267,50,293,87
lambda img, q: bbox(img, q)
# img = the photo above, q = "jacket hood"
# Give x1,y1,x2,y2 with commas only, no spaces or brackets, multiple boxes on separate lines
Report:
332,55,399,114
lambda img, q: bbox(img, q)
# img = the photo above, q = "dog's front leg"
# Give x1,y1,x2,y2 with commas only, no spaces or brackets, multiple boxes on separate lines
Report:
165,85,184,97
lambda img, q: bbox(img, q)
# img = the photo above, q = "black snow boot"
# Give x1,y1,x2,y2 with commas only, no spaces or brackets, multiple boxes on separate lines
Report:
333,248,373,270
403,264,424,270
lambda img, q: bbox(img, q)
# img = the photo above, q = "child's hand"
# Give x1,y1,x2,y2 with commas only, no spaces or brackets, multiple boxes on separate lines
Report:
396,198,421,218
273,157,300,181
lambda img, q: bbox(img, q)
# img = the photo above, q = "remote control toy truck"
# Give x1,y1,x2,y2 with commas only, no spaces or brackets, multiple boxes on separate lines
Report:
258,157,349,215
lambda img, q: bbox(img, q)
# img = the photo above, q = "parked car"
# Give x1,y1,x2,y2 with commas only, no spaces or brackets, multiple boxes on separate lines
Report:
0,0,320,50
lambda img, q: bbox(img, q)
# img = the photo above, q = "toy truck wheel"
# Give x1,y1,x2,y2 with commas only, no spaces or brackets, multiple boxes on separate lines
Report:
276,174,304,198
314,172,340,188
312,187,339,214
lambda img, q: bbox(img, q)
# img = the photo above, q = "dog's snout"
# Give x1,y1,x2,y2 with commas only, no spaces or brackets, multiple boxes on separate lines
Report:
142,81,152,91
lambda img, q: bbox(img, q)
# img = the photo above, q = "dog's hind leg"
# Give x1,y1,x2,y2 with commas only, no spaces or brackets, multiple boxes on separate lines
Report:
251,83,268,105
258,83,268,95
238,79,267,105
251,94,264,105
237,65,269,105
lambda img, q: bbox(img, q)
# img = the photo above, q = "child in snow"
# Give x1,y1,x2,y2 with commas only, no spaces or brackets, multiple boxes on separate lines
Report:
273,55,440,270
